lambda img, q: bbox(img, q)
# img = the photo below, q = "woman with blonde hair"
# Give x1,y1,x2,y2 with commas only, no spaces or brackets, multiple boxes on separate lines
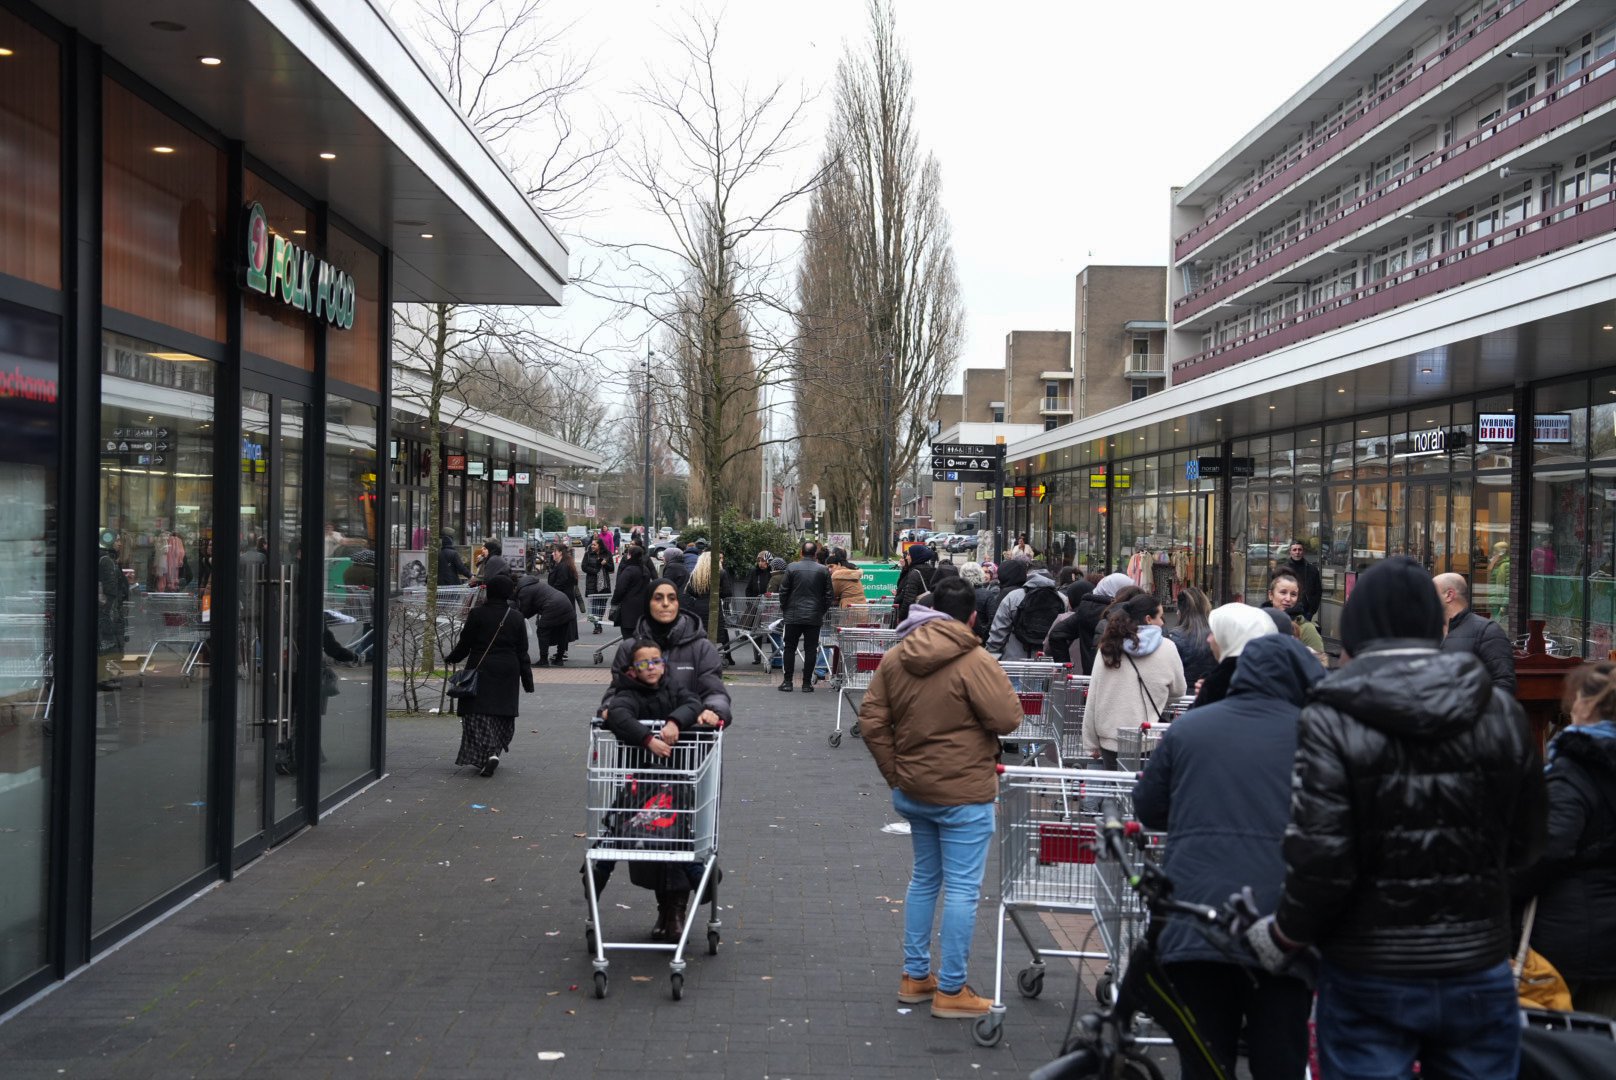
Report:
681,550,734,650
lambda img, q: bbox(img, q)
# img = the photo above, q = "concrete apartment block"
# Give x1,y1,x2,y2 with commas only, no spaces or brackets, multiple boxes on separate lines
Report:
962,368,1005,423
1073,265,1167,418
1004,330,1073,427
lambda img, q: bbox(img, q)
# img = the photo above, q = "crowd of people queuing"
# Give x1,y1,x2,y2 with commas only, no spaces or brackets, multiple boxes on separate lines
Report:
432,523,1612,1074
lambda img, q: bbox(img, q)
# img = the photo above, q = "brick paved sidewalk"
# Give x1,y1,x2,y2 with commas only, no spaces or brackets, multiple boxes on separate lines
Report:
0,683,1124,1080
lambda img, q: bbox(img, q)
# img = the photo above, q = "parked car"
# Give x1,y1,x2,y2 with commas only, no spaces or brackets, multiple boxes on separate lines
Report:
950,534,979,554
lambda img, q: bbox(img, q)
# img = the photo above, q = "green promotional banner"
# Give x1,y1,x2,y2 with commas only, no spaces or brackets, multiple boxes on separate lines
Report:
855,562,901,600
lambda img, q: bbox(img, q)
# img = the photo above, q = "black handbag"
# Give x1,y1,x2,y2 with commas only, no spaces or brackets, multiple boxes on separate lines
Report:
446,609,508,699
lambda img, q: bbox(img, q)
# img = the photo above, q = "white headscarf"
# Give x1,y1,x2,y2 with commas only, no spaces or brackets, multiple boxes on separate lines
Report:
1208,602,1277,659
1095,572,1134,599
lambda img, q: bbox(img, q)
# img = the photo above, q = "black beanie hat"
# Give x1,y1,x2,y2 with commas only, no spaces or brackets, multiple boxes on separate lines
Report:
1339,555,1444,655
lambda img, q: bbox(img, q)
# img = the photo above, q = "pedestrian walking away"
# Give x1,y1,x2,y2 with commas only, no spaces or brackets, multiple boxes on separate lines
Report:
1435,572,1517,694
1244,556,1547,1079
1132,633,1325,1079
986,560,1067,662
610,545,652,637
858,576,1022,1020
1082,592,1185,770
777,540,834,692
1512,660,1616,1017
437,533,470,586
445,574,534,777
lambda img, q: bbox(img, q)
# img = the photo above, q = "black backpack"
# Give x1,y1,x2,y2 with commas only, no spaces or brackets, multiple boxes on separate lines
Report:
1010,586,1065,651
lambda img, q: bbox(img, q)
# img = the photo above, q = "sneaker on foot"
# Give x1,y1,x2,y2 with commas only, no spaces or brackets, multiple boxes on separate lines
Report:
778,681,794,692
801,682,815,693
480,754,500,777
899,972,938,1003
931,984,992,1018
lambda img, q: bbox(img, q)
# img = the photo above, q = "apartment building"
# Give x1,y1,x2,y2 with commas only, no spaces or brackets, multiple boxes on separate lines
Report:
1073,265,1169,417
1006,0,1616,660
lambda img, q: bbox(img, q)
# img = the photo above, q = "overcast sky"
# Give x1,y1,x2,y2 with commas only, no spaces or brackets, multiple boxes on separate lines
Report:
397,0,1407,390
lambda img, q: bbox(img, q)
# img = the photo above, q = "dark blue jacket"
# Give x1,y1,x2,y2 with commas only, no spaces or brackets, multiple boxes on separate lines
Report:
1132,633,1324,966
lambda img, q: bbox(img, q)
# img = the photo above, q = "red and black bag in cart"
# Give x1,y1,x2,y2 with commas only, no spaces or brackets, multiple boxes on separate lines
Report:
602,774,692,848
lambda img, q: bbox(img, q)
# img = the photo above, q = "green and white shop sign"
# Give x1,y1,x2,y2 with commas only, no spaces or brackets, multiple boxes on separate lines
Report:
243,202,356,330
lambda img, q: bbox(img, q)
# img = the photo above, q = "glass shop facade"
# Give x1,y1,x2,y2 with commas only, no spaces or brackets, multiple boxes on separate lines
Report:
1016,373,1616,662
0,4,390,1010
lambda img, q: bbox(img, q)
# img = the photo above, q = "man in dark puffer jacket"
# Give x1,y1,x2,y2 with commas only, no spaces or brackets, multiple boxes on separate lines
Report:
1248,556,1546,1079
1435,572,1517,694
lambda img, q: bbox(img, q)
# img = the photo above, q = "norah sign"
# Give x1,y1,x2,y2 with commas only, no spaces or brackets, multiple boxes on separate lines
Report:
243,203,356,330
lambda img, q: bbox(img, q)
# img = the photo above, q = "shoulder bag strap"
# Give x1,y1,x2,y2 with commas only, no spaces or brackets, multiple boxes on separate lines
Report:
469,608,510,671
1123,653,1161,717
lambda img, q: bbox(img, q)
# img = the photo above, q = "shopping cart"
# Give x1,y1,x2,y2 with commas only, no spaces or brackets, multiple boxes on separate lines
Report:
975,765,1155,1048
324,586,376,660
1046,674,1091,766
136,591,208,686
583,720,724,1000
0,611,52,723
1094,813,1167,1012
997,659,1062,765
1116,721,1168,773
1163,693,1197,722
585,593,612,634
831,627,897,748
719,596,774,665
822,604,893,688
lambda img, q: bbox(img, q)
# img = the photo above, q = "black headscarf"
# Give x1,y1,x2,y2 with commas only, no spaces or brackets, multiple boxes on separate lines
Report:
1339,555,1444,655
645,577,682,650
485,574,515,604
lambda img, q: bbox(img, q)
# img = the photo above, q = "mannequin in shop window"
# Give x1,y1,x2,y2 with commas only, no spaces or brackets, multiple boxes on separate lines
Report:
152,529,189,592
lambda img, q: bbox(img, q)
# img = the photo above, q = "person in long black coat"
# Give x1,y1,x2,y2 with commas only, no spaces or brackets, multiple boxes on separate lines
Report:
437,534,470,586
515,573,577,667
610,546,652,635
581,538,614,597
444,574,533,776
547,544,584,614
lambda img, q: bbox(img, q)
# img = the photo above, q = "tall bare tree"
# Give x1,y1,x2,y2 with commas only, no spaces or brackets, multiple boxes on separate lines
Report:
792,0,963,557
596,12,830,639
388,0,615,668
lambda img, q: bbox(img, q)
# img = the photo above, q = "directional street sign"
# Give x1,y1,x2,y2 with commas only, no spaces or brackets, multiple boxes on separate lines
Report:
931,442,1004,459
932,469,997,483
928,454,1001,471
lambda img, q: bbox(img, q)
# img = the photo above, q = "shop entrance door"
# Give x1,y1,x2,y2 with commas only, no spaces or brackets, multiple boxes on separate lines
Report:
235,381,315,857
1194,491,1218,596
1408,481,1451,576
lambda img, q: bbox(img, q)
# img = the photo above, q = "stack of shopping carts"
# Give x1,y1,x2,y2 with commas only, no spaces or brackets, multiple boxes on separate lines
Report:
822,603,893,689
1045,673,1091,766
718,596,778,666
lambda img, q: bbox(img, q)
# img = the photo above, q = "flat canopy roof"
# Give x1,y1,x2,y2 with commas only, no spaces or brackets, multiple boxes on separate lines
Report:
54,0,567,306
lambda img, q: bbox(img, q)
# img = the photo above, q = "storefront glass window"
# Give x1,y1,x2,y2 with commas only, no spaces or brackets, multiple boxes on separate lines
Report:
93,332,216,931
1533,382,1589,466
321,396,379,798
1531,381,1591,655
0,10,60,289
0,301,58,996
103,80,226,342
1475,480,1513,625
1588,383,1616,655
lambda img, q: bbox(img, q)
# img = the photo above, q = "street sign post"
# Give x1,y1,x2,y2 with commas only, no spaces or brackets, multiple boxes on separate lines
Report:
929,441,1003,484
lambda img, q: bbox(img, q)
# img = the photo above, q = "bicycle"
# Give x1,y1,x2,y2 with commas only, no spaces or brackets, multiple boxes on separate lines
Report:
1030,798,1272,1080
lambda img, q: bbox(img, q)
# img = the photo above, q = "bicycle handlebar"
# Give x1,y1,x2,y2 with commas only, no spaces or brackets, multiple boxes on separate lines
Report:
1095,797,1262,940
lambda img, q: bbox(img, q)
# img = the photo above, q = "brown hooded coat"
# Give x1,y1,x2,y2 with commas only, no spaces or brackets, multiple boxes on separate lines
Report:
859,618,1023,805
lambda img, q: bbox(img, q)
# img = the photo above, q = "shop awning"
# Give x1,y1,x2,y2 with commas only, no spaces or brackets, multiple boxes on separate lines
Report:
55,0,567,306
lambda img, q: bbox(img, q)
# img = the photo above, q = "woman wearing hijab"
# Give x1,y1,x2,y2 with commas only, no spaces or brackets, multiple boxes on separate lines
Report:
1073,572,1134,675
1083,591,1186,771
746,551,773,598
445,574,533,776
592,578,732,939
1193,603,1278,708
610,545,652,637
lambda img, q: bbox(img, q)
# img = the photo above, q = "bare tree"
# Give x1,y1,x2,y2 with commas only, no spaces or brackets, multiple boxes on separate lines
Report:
594,12,830,639
792,0,963,557
387,0,616,673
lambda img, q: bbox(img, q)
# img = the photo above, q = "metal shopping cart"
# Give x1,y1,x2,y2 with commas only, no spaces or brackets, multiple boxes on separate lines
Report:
583,720,724,1000
997,659,1062,765
585,593,612,634
1094,814,1167,1013
1046,674,1091,766
324,586,376,661
975,765,1148,1048
0,611,53,723
1115,721,1167,773
136,591,208,686
830,627,897,748
719,596,775,665
822,604,893,688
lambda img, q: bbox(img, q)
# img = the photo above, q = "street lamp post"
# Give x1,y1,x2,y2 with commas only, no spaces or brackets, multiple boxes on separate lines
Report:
643,344,654,537
879,350,893,558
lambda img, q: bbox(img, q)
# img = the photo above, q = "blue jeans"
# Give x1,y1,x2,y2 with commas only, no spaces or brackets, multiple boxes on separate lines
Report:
892,789,995,992
1316,961,1520,1079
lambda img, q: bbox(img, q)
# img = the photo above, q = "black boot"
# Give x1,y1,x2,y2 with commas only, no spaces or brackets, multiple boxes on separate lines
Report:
651,891,671,940
665,891,690,941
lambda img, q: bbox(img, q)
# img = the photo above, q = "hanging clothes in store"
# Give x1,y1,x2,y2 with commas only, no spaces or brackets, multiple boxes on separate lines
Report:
155,531,187,591
1126,549,1148,588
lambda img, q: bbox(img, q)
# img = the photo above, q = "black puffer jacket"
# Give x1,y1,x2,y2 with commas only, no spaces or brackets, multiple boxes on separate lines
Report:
599,611,733,725
1515,723,1616,984
779,557,834,626
1276,642,1546,976
1166,626,1217,690
893,563,937,624
973,584,1001,644
1440,609,1517,694
514,574,574,628
1071,591,1112,675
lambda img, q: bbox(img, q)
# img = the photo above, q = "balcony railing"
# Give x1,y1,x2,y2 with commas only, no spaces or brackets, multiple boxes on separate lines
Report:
1174,0,1562,262
1040,396,1074,414
1173,59,1616,324
1173,179,1616,381
1123,352,1166,378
